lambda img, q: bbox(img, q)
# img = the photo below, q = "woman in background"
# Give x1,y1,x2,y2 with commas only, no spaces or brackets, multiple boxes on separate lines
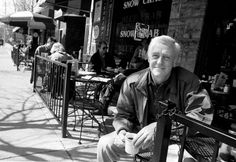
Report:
49,42,73,62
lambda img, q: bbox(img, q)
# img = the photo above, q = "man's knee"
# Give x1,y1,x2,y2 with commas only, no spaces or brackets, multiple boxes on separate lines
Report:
98,132,114,150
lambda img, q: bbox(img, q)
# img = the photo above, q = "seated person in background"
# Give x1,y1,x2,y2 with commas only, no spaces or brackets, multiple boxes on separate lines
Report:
49,42,74,99
90,41,116,74
49,42,73,62
97,35,213,162
30,37,57,84
22,39,32,60
129,38,149,70
35,37,57,57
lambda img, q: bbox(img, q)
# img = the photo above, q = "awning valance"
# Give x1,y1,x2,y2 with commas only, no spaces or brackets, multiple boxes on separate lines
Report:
39,0,91,17
55,13,86,22
0,11,55,30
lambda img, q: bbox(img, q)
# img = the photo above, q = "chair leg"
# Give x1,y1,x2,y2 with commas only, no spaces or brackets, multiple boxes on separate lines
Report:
211,140,220,162
78,109,85,144
72,105,77,131
101,112,108,134
90,110,94,128
178,127,187,162
133,155,137,162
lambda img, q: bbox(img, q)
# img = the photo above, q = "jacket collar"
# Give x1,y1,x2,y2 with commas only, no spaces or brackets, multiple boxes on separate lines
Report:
133,68,149,96
134,67,178,97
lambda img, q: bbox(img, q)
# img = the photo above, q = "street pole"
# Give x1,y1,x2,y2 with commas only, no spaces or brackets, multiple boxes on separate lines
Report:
88,0,94,56
3,0,6,42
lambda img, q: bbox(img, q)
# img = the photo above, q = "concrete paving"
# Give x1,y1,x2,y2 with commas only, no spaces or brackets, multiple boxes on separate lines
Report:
0,44,96,162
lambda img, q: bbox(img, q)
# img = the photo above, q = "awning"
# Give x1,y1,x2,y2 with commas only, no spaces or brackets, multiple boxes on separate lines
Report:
33,5,48,14
55,13,86,22
39,0,91,17
0,11,55,30
55,9,87,22
38,0,55,8
12,27,21,33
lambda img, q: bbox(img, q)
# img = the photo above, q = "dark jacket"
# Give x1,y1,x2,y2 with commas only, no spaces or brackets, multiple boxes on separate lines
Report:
35,44,51,57
90,51,116,74
113,66,213,133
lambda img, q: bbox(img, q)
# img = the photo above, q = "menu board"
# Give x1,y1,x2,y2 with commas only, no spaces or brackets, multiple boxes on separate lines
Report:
94,0,102,23
93,0,114,45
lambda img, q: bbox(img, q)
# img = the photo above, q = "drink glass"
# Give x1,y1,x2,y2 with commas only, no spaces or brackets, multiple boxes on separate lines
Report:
125,133,139,155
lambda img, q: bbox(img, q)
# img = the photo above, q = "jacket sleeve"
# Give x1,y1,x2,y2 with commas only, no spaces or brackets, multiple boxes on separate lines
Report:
105,54,116,68
34,46,40,56
110,56,117,68
184,80,213,125
112,79,136,134
130,46,140,63
89,54,99,73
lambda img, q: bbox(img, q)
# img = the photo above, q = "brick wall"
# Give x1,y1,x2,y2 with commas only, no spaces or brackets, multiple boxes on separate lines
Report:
168,0,208,72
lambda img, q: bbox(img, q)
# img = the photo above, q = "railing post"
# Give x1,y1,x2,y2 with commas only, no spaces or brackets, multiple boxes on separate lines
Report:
62,62,72,138
33,56,37,92
150,115,172,162
16,46,20,71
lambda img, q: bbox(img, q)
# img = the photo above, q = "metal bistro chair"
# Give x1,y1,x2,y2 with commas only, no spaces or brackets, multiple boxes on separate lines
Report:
70,75,108,144
134,101,219,162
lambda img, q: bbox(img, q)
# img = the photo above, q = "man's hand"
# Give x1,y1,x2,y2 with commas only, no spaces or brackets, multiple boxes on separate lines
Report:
114,73,126,82
114,129,127,148
132,122,157,150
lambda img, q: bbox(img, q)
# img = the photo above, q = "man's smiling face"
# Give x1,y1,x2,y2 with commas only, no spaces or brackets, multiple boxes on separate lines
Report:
148,42,175,84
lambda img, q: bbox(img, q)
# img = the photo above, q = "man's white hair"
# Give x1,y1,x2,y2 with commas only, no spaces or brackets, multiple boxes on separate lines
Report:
50,42,65,54
147,35,181,66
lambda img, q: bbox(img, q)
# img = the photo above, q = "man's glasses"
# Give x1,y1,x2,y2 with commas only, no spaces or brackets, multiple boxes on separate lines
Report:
103,47,108,50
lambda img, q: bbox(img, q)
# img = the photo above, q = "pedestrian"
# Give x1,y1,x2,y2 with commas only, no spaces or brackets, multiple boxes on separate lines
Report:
97,35,213,162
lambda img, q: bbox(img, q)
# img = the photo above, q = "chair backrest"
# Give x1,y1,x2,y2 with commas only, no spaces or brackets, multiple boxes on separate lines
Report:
146,100,236,162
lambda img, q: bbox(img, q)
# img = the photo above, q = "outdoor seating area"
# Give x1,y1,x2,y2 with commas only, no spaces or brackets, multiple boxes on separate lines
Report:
146,101,236,162
33,55,116,141
31,55,236,161
1,0,236,161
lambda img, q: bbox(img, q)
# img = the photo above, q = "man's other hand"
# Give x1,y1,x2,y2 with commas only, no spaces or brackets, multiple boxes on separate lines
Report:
132,122,157,150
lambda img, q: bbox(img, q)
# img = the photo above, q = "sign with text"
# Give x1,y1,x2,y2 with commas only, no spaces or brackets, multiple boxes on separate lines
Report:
134,22,149,41
123,0,162,9
94,0,102,22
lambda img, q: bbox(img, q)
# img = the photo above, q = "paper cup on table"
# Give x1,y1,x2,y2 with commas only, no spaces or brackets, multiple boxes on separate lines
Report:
114,68,119,73
125,133,139,155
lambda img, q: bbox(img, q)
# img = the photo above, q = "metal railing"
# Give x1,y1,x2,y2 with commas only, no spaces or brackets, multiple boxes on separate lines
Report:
150,101,236,162
11,46,32,71
33,55,72,137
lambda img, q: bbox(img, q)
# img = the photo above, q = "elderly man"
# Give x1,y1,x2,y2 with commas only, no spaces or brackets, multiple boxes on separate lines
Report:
97,35,213,162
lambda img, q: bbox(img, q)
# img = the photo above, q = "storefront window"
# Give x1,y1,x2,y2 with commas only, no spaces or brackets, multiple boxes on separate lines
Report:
110,0,172,61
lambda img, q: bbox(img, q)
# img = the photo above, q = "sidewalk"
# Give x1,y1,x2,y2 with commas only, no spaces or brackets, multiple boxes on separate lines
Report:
0,44,98,162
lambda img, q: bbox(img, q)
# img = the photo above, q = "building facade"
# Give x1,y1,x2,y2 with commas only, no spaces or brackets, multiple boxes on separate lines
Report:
38,0,236,80
92,0,207,72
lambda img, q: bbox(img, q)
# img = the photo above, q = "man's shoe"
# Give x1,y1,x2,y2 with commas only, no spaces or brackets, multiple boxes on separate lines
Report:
93,109,107,115
40,89,47,93
93,109,102,115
